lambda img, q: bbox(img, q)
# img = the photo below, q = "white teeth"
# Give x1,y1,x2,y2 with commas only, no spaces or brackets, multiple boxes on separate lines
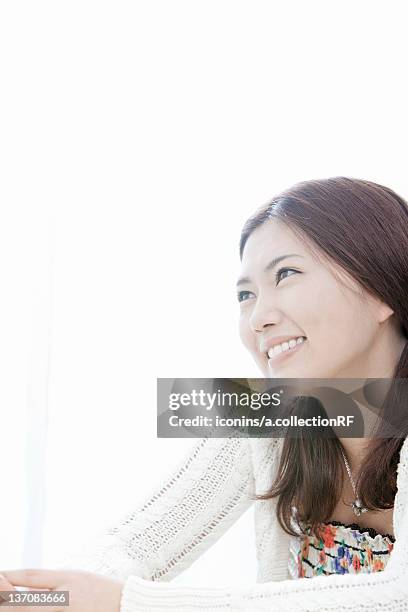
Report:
267,336,306,359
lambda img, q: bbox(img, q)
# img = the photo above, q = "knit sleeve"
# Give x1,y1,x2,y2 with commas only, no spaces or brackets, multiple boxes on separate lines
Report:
58,436,255,582
116,436,408,611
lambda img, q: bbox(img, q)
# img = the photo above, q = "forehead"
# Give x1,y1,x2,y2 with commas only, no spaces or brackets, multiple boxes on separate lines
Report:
241,219,307,268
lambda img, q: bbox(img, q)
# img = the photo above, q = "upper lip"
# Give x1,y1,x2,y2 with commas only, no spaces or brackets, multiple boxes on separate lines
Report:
260,335,306,356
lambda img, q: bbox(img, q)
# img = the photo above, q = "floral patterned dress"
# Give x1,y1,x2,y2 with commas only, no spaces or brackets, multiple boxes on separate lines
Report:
288,521,395,578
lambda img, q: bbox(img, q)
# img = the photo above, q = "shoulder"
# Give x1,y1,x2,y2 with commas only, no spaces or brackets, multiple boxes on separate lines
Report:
397,436,408,476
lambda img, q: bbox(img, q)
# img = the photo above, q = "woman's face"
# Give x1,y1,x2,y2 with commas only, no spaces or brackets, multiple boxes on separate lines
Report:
238,218,394,378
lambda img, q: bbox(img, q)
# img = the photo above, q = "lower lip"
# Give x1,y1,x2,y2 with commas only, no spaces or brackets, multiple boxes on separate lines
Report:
267,339,307,369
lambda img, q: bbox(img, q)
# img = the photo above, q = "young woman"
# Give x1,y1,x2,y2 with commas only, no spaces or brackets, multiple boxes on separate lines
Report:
2,177,408,611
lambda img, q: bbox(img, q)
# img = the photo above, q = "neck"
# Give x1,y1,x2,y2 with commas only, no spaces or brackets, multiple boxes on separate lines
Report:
339,329,407,470
336,325,406,379
339,438,370,472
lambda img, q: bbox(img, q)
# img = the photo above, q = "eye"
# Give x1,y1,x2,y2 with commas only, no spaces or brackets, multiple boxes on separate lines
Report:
237,290,254,303
275,267,299,285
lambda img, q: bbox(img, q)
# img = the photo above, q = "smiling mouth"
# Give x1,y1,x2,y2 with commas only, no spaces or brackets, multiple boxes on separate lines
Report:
266,336,307,362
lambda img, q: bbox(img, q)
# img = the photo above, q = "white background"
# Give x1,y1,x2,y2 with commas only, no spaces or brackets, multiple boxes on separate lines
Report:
1,0,407,587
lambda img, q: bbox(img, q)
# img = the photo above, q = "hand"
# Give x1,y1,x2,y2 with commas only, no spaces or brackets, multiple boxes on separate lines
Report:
0,569,124,612
0,573,17,605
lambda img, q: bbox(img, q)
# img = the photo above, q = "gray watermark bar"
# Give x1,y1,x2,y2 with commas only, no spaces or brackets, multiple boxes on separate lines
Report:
157,378,408,438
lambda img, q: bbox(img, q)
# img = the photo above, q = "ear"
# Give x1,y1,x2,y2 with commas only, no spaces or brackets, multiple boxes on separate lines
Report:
375,301,394,324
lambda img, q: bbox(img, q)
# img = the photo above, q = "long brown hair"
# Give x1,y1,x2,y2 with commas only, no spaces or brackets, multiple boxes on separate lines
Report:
239,177,408,538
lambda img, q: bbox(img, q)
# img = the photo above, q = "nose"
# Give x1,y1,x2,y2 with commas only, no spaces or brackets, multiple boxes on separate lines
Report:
249,296,282,333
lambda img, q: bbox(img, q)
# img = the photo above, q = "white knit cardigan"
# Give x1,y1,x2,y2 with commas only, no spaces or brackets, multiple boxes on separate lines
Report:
61,435,408,611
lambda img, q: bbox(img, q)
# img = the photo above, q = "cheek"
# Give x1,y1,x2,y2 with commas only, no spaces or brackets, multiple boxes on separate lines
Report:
289,283,343,345
305,284,369,347
238,312,250,346
239,311,256,353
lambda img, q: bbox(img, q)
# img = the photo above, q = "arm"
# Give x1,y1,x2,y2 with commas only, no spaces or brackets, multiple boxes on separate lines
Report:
120,565,408,612
59,435,255,582
115,436,408,611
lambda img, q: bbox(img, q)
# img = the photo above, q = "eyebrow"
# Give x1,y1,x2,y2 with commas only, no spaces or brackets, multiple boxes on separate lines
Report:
236,254,304,287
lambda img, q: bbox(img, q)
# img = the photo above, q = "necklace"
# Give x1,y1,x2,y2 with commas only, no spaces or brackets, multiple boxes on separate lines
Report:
340,447,369,516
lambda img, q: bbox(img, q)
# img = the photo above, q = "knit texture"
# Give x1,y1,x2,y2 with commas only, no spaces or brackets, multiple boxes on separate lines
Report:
60,435,408,611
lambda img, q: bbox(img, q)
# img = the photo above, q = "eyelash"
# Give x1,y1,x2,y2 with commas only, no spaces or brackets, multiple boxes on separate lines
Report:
237,268,299,303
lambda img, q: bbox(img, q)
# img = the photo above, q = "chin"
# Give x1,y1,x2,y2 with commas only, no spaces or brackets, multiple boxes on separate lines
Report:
266,365,313,379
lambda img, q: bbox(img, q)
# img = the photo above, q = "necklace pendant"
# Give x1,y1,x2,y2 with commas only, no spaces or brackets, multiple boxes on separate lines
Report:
351,499,368,516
